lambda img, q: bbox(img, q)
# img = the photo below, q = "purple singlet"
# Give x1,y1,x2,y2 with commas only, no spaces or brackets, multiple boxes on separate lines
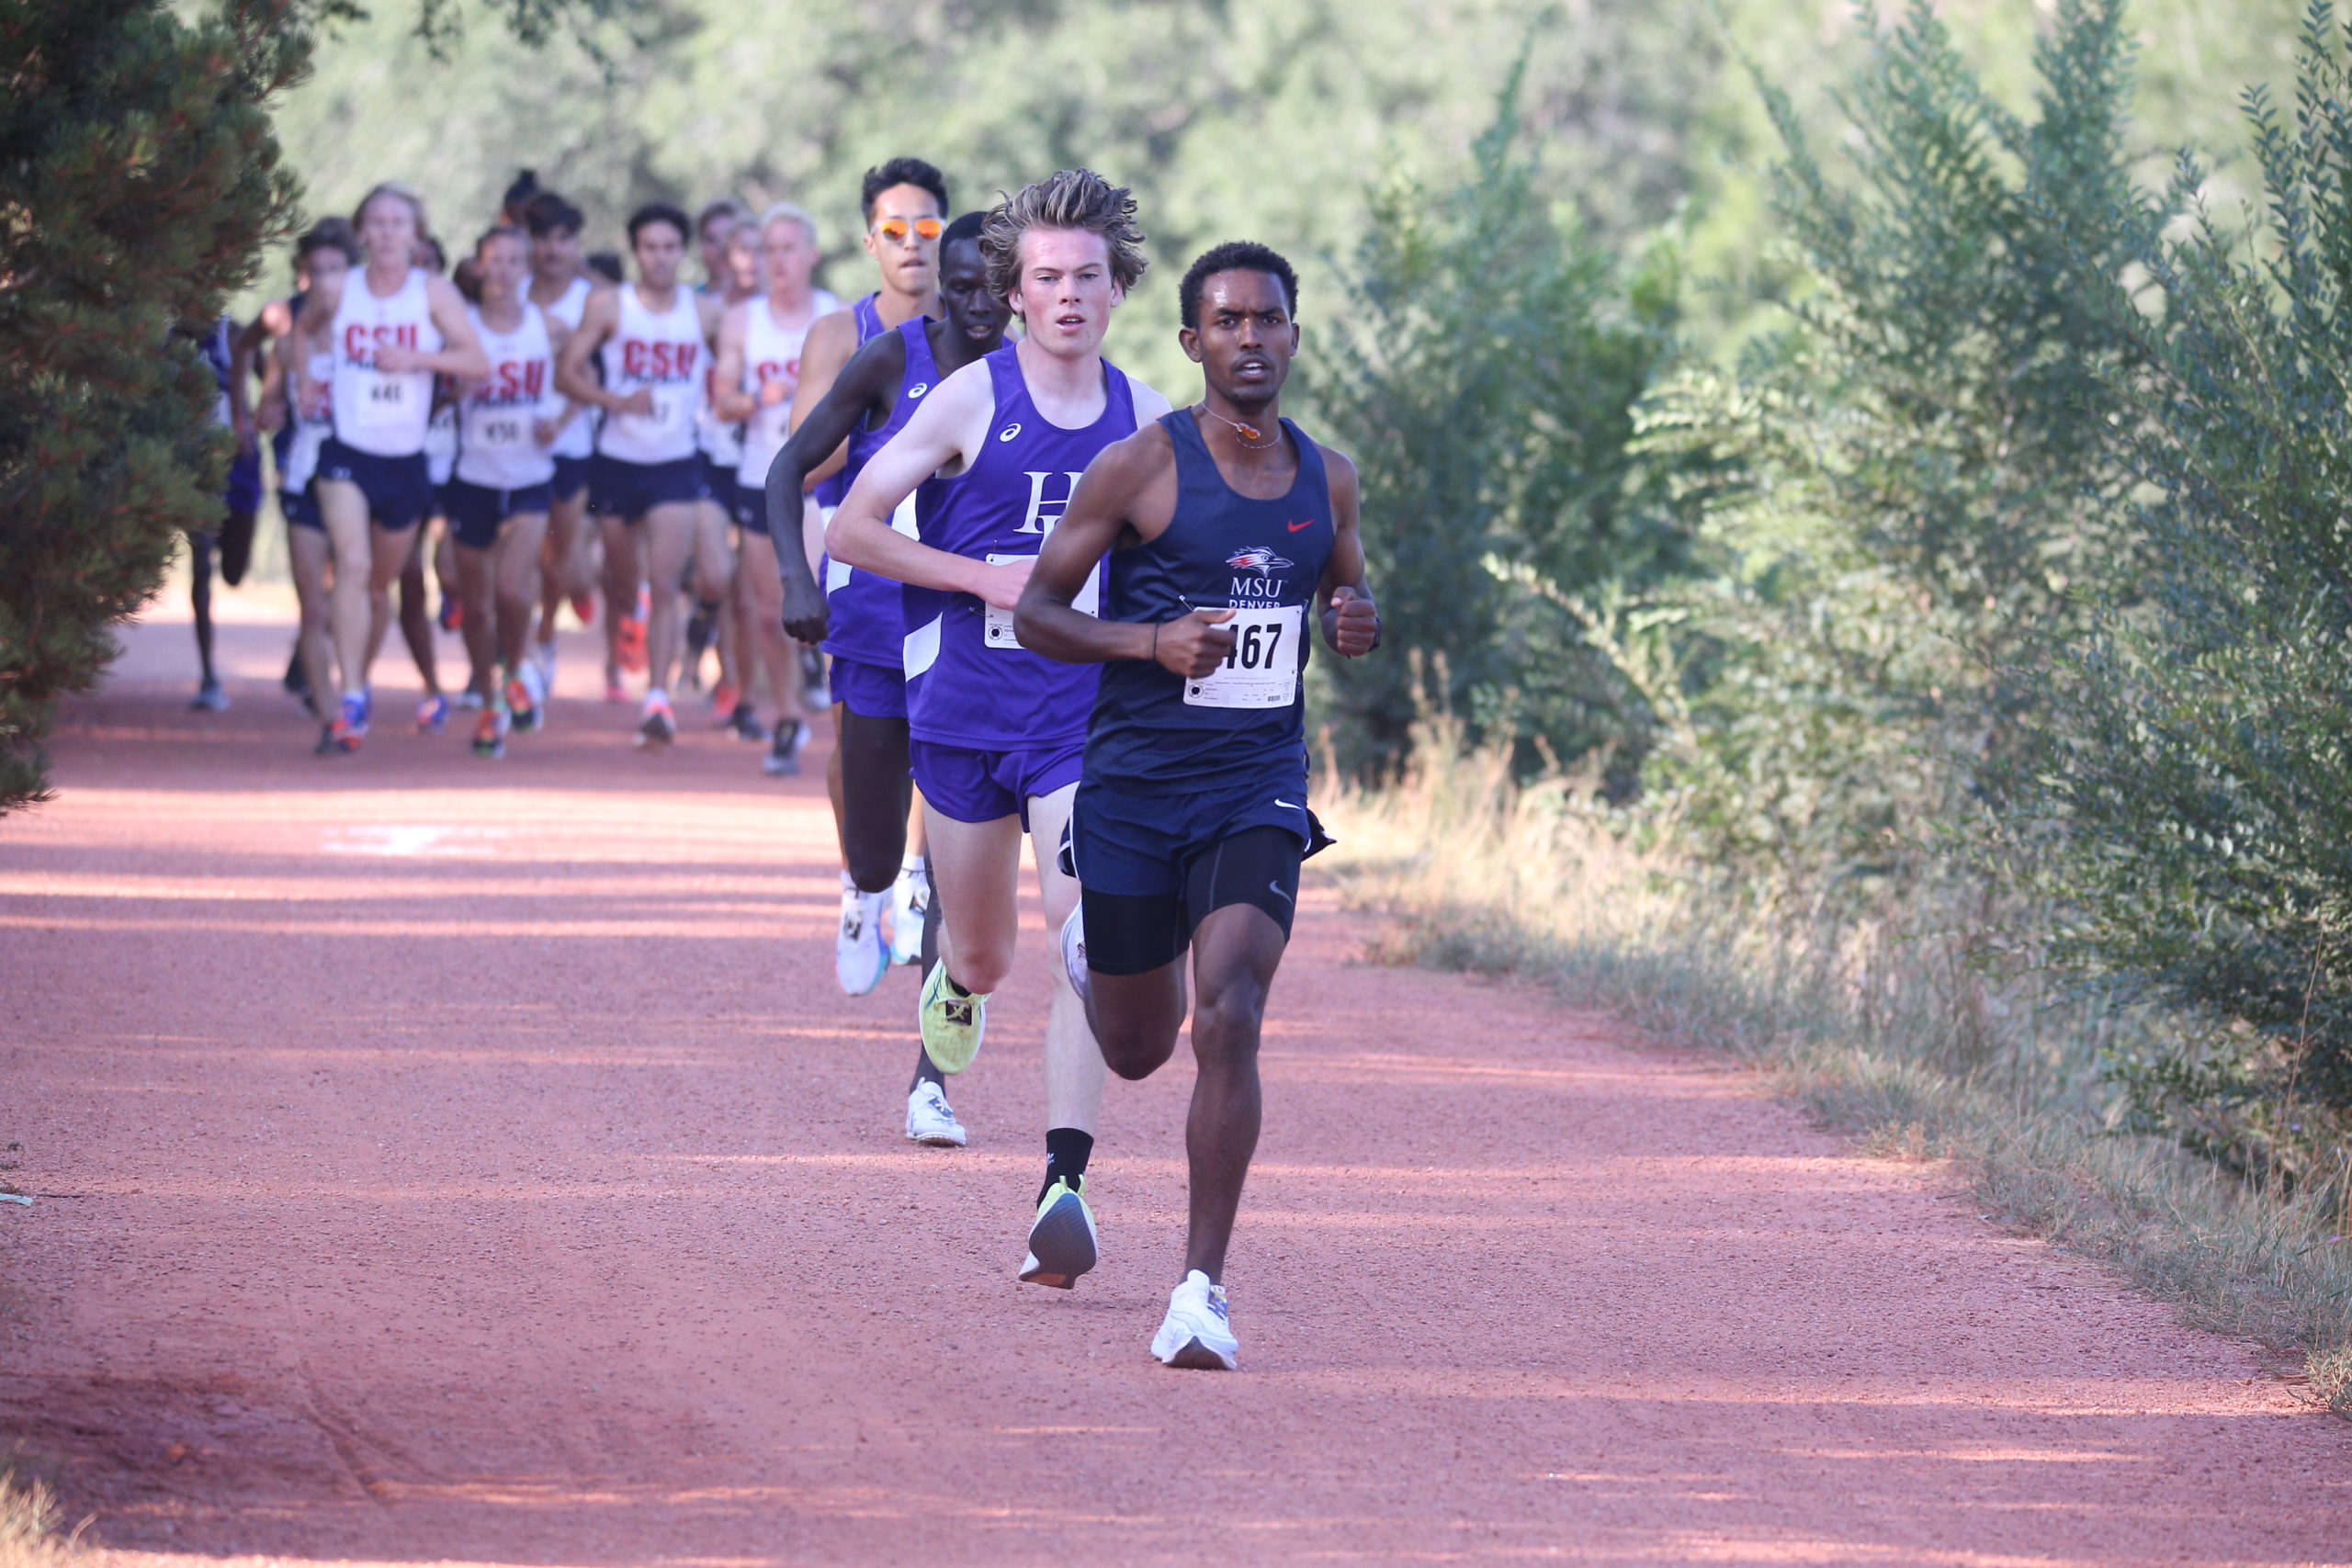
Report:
818,292,901,670
901,343,1135,749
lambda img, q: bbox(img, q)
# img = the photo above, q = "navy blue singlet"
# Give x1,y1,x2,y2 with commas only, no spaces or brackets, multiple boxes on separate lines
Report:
1084,412,1334,793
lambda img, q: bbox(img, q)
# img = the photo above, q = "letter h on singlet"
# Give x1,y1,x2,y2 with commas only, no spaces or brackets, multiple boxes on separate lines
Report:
1017,471,1088,535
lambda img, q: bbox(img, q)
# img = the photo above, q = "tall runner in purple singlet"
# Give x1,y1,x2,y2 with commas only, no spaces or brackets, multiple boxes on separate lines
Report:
556,202,725,750
714,202,838,775
791,158,952,976
289,183,489,755
768,212,1008,1145
828,169,1172,1290
1018,243,1378,1369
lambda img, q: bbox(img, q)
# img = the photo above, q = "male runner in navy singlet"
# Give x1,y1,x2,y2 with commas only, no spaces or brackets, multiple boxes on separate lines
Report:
1015,243,1378,1369
827,171,1173,1289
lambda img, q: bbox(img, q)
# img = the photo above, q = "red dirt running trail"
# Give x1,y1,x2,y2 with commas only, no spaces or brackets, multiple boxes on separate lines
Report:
2,598,2346,1567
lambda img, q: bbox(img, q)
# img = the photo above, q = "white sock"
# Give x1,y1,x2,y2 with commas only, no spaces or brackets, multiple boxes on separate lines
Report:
900,854,925,877
646,686,668,707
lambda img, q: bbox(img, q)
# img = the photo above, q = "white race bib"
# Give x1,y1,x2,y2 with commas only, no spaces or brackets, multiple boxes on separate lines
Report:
1183,604,1303,708
474,412,531,451
984,553,1098,649
350,371,415,434
618,389,691,446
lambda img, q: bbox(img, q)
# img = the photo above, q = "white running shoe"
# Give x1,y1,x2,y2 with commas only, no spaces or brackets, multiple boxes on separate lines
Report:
1151,1270,1239,1371
904,1081,967,1147
888,862,930,967
835,877,891,997
1020,1176,1098,1289
1059,904,1091,1005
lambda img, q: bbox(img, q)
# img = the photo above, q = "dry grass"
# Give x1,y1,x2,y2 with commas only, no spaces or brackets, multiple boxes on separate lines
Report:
1322,725,2352,1415
0,1463,76,1568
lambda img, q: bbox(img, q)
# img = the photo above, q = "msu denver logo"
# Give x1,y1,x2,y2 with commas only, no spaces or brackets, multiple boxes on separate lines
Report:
1227,547,1293,576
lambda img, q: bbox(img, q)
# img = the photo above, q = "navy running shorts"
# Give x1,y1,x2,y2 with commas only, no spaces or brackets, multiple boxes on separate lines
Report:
1070,776,1324,976
315,438,434,532
910,737,1084,829
589,454,705,522
831,655,905,720
445,478,552,550
551,454,590,504
730,483,768,537
700,455,741,521
281,483,323,534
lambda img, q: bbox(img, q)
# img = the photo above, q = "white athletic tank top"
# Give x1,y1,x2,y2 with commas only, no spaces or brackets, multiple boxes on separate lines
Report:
328,267,440,457
735,288,840,491
596,284,705,465
425,395,457,486
538,276,594,460
696,290,745,469
457,302,560,490
282,347,335,494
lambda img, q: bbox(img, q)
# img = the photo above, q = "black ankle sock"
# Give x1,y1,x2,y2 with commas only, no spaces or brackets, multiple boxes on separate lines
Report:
909,1041,945,1094
1041,1127,1094,1203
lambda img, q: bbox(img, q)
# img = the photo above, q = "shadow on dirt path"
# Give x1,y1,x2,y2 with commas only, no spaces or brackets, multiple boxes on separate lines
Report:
2,603,2346,1566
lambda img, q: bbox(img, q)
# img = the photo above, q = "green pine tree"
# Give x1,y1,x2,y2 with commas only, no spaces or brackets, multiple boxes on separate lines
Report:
0,0,306,813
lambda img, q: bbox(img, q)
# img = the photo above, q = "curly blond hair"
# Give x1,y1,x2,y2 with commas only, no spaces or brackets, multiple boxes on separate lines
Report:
981,169,1148,302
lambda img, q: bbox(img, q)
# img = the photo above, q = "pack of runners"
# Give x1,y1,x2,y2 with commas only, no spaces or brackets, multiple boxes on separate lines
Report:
208,160,1380,1372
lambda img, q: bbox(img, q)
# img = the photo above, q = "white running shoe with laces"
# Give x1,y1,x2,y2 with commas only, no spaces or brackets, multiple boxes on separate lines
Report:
1151,1269,1239,1370
835,876,891,997
904,1081,967,1147
888,862,930,967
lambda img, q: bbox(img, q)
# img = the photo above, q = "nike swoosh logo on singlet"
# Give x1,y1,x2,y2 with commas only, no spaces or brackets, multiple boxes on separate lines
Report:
1273,799,1299,809
1286,518,1316,532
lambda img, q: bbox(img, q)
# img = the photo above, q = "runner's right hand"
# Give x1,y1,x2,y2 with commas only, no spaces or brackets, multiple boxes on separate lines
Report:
1153,608,1237,679
972,557,1035,611
617,388,656,417
781,583,829,645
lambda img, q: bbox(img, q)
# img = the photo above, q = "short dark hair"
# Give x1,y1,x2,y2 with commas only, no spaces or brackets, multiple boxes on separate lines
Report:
861,158,950,223
982,169,1148,301
523,190,583,239
501,168,542,220
297,216,360,265
585,250,625,284
940,210,988,251
627,201,692,247
1179,242,1299,330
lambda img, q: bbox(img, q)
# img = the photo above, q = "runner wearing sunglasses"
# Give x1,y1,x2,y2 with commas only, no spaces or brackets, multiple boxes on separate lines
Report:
784,158,950,996
765,211,1008,1146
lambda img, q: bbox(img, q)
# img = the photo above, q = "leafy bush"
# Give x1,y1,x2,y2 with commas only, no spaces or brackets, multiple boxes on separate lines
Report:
1313,65,1690,784
2005,2,2352,1126
1628,0,2149,895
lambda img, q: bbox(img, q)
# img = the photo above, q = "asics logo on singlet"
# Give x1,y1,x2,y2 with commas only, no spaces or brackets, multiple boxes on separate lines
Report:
1227,547,1294,575
908,382,930,399
998,423,1023,442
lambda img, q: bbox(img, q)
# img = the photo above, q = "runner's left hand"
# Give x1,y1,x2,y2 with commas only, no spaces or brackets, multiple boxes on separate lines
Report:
1328,585,1378,657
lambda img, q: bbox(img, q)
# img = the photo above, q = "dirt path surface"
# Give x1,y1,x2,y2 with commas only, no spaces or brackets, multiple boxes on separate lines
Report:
2,598,2346,1567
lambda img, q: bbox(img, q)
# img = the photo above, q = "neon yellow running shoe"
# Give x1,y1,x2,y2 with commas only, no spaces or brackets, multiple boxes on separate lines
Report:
1020,1175,1098,1289
919,959,988,1075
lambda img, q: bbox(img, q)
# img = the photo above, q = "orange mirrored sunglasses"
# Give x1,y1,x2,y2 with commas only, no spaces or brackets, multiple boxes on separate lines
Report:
870,217,944,243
